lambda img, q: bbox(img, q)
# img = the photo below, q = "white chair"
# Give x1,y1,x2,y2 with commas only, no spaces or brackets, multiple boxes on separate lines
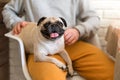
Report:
5,31,86,80
6,27,118,80
6,29,118,80
5,31,32,80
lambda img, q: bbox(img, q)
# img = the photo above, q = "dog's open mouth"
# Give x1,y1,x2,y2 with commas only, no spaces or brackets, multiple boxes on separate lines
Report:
50,33,59,39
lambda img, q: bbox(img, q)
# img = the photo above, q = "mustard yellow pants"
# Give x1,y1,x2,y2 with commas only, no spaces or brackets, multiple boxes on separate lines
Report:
27,41,114,80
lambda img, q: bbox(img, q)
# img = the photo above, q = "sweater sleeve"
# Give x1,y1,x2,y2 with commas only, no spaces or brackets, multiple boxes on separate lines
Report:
75,0,100,40
2,0,24,30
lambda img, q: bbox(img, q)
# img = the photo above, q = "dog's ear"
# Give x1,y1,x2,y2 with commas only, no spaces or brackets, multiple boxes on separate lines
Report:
37,17,46,26
59,17,67,27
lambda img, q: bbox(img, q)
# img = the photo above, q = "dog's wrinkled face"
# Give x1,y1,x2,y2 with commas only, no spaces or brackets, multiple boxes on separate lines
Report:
37,17,67,40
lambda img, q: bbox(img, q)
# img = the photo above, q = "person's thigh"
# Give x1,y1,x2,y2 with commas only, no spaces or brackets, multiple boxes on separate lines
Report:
66,41,115,80
27,55,67,80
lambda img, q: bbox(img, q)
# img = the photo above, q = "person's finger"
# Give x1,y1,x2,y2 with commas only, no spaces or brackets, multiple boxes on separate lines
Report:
13,24,20,34
66,33,79,45
65,33,72,41
13,26,18,34
64,30,73,39
65,35,74,44
67,39,76,45
64,31,69,38
12,21,28,35
21,21,28,27
17,25,22,34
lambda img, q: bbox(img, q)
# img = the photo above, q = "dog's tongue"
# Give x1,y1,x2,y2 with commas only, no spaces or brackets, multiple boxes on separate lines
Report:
50,33,59,38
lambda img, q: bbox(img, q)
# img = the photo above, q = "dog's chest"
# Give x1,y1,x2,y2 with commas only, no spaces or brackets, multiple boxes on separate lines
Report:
43,37,64,55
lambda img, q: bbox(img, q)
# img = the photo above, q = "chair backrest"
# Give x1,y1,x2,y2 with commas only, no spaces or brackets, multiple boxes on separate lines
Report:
5,32,32,80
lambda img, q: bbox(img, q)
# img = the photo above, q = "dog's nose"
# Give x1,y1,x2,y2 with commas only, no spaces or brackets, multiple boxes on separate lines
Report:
51,24,57,27
49,24,59,31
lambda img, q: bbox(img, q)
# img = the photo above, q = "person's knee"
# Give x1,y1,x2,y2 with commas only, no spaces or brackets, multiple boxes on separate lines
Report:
32,72,66,80
31,67,67,80
27,55,67,80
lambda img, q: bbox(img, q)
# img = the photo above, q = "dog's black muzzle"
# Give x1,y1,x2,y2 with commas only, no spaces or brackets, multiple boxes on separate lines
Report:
41,23,64,40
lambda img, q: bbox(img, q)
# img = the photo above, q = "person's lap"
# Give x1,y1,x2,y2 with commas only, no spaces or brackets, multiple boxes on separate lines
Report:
27,41,114,80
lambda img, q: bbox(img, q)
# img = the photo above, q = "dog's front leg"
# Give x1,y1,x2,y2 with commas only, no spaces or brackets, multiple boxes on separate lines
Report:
34,44,66,70
35,53,67,70
59,50,74,76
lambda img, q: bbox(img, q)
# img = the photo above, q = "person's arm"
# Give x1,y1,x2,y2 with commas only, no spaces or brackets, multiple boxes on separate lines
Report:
75,0,100,40
64,0,100,45
2,0,24,30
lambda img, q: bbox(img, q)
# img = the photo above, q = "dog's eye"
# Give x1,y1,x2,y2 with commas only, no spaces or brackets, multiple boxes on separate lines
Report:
44,22,51,28
55,21,63,27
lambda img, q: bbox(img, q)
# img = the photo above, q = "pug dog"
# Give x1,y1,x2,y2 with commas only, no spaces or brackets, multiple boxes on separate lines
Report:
18,17,74,76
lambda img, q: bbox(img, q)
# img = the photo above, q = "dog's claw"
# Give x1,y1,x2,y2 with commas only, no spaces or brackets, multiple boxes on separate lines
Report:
60,66,67,71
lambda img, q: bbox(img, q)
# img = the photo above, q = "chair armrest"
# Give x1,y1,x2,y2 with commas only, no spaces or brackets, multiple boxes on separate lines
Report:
106,25,120,80
5,31,32,80
114,49,120,80
114,38,120,80
105,25,118,58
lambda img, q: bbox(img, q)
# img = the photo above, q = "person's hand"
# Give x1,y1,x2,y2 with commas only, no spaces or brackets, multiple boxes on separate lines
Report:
64,28,80,45
12,21,28,35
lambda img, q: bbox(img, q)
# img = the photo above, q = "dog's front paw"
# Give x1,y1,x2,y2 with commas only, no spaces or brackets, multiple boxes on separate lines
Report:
57,62,67,71
51,58,67,71
59,65,67,71
67,65,74,76
54,61,67,71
